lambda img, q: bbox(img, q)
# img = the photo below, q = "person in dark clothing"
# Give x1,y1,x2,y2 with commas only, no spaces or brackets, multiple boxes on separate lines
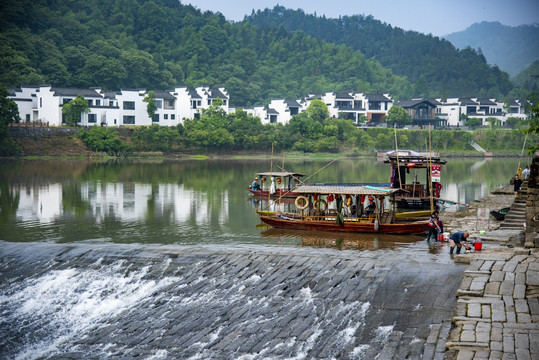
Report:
513,174,523,197
251,177,261,190
449,232,469,254
426,211,441,243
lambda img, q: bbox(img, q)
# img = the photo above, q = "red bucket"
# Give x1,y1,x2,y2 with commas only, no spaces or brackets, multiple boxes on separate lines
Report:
474,242,482,251
437,234,444,241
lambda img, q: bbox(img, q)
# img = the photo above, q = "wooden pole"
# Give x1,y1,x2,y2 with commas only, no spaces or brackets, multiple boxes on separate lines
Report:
394,124,403,190
428,125,434,212
517,132,528,173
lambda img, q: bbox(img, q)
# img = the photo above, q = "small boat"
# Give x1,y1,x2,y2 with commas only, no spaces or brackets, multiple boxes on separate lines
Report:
258,184,430,235
490,207,510,221
248,171,305,198
383,150,447,209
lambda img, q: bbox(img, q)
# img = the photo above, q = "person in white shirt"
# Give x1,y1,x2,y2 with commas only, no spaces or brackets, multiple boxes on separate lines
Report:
522,165,530,180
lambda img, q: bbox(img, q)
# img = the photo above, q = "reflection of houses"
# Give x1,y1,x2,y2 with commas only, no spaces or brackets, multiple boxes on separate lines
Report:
395,99,447,128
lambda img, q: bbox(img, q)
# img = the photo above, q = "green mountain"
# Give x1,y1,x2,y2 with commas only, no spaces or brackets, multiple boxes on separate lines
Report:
245,6,514,98
0,0,414,106
512,60,539,91
444,21,539,78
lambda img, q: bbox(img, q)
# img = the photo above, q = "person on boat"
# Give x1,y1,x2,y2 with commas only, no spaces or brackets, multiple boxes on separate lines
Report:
522,166,530,180
426,211,441,243
251,177,261,190
513,174,523,197
449,231,469,254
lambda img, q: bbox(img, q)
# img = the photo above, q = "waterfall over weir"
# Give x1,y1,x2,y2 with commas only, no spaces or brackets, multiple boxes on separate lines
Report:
0,241,464,359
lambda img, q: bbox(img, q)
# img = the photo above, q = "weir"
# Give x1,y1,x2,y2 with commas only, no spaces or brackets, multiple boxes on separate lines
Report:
0,241,465,359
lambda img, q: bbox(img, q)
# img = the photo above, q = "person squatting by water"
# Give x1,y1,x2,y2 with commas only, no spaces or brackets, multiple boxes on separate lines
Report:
513,174,523,197
449,231,471,254
426,211,441,243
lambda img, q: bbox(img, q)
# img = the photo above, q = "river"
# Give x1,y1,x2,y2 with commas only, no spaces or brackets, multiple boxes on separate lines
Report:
0,157,521,359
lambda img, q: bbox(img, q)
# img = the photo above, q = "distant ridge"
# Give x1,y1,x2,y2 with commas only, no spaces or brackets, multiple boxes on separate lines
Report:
444,21,539,77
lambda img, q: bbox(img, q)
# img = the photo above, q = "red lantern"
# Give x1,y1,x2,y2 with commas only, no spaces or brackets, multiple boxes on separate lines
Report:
277,178,282,183
368,197,374,201
407,163,416,169
360,195,365,203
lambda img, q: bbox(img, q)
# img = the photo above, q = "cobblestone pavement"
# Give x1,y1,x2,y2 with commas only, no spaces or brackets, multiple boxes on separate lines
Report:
446,248,539,360
0,241,464,360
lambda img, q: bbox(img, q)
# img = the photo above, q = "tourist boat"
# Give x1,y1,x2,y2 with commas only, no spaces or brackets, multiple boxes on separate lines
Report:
248,171,305,198
258,184,430,235
383,150,447,209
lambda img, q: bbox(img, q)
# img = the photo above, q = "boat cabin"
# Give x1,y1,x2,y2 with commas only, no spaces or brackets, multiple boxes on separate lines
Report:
383,150,447,208
248,171,305,198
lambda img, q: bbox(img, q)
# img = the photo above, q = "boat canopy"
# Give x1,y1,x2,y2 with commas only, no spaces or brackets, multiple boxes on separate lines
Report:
256,171,305,177
383,150,447,166
295,184,399,196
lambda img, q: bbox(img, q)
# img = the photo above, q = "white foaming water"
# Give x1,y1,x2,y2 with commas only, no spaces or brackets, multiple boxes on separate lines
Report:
1,259,179,359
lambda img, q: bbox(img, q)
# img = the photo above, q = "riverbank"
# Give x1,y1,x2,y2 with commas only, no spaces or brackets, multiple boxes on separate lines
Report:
440,182,539,360
6,134,531,159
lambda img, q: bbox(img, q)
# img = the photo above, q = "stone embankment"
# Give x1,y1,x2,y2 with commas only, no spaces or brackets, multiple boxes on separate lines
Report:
442,159,539,360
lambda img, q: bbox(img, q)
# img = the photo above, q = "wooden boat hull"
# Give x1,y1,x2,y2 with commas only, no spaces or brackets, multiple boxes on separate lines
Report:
395,210,431,218
259,216,429,235
248,188,299,198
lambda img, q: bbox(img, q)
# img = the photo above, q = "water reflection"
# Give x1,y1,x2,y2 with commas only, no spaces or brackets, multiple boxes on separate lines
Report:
260,228,424,250
0,157,520,245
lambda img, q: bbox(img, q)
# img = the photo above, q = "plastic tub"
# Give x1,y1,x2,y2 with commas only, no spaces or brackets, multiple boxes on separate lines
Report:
474,242,482,251
443,232,450,241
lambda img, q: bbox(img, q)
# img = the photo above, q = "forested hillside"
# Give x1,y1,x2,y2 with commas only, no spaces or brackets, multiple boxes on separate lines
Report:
246,6,514,99
445,22,539,78
512,61,539,93
0,0,413,106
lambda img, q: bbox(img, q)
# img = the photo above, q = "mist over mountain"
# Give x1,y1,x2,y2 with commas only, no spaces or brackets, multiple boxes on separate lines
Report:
444,21,539,78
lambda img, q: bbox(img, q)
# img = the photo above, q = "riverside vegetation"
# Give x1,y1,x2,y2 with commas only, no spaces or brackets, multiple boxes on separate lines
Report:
5,103,538,158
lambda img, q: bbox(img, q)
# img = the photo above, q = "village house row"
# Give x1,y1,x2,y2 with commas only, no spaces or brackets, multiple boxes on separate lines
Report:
8,85,529,128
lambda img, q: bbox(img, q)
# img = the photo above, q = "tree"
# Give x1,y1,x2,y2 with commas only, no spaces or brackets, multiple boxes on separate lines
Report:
143,90,157,121
0,84,20,139
523,103,539,154
506,116,526,129
306,99,329,122
386,105,410,127
486,117,500,129
466,117,482,129
61,95,89,126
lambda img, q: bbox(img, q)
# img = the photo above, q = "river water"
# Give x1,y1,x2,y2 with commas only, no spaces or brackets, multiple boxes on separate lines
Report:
0,157,520,359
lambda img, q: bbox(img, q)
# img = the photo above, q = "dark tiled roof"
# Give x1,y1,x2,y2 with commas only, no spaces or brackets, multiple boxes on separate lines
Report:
335,93,353,99
103,91,120,99
366,94,390,102
477,98,497,105
285,99,301,107
52,88,102,97
395,99,437,108
153,91,175,100
188,89,202,98
266,108,279,114
208,88,228,99
426,98,442,105
306,94,322,100
458,98,478,105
